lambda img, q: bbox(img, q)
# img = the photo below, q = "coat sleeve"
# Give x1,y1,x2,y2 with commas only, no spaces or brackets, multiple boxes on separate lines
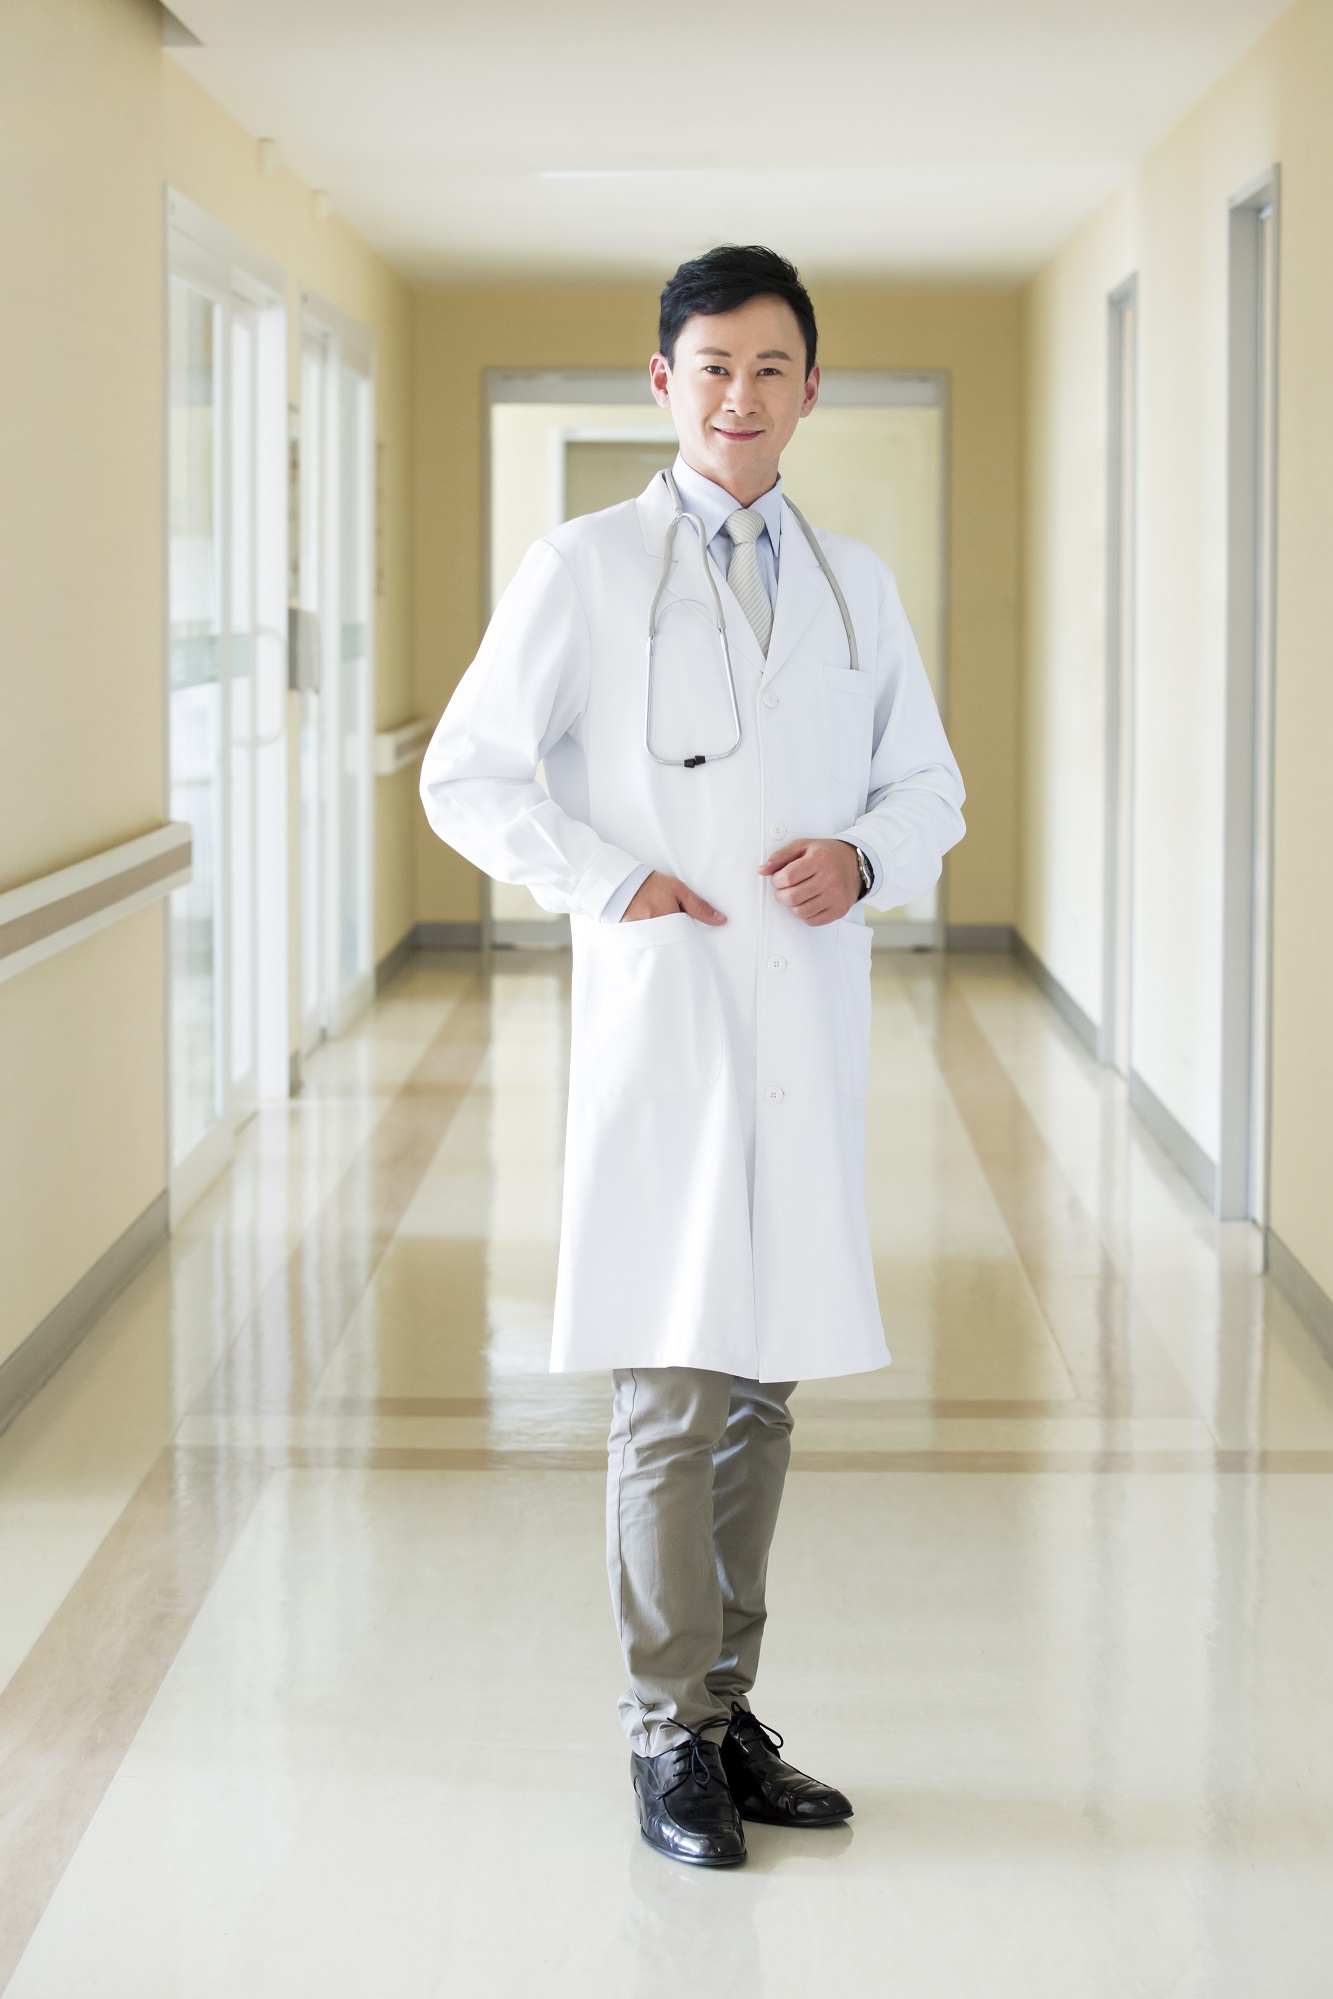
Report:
419,539,643,919
836,564,966,911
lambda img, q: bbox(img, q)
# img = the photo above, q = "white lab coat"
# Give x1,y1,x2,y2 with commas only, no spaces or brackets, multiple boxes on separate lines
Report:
420,473,965,1380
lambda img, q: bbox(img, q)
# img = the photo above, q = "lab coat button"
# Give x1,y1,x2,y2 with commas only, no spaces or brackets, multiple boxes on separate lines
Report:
768,823,785,838
762,690,779,708
765,1086,785,1104
767,955,786,973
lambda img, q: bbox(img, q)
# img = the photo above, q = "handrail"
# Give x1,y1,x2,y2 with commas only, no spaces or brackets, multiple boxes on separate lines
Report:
374,716,435,777
0,824,192,986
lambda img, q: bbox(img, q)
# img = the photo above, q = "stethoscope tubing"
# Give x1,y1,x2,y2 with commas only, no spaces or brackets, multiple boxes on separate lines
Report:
644,469,859,769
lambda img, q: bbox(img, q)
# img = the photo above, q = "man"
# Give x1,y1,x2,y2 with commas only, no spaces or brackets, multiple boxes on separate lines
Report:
420,245,964,1867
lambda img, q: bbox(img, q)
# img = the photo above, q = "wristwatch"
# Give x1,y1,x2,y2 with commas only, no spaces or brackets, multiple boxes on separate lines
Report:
853,847,874,900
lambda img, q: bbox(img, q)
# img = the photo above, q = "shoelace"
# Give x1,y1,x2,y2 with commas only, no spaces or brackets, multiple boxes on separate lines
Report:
730,1701,784,1754
660,1719,728,1797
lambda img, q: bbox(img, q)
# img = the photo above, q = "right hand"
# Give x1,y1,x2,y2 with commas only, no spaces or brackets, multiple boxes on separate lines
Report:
622,871,726,925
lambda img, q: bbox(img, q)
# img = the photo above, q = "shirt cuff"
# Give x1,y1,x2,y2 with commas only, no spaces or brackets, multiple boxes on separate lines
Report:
598,863,653,924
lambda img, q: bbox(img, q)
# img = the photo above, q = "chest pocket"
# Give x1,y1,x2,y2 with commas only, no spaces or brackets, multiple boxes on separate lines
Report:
574,912,723,1102
820,665,875,798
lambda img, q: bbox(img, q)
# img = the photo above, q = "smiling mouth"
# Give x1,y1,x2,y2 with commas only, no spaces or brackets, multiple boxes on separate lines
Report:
713,426,763,440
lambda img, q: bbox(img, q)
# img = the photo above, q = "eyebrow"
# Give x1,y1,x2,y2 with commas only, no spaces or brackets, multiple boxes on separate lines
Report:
696,347,794,361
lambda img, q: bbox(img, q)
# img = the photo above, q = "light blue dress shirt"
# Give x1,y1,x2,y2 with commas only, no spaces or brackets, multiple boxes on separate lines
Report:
667,453,784,608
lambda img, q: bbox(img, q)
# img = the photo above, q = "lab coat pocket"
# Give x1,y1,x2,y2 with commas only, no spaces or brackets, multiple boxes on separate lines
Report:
835,920,874,1099
576,912,723,1102
820,665,875,796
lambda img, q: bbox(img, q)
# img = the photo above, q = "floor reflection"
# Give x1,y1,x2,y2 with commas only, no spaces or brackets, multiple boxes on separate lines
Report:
1,948,1332,1996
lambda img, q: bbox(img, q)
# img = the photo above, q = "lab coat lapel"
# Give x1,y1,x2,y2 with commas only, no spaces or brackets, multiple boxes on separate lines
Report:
761,501,826,687
635,470,675,559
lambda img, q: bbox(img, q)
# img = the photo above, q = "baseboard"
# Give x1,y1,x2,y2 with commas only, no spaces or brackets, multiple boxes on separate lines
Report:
492,918,571,948
0,1191,169,1442
375,930,415,992
412,921,484,951
1267,1230,1333,1368
1012,931,1098,1056
1128,1069,1218,1209
946,923,1015,953
400,918,1016,958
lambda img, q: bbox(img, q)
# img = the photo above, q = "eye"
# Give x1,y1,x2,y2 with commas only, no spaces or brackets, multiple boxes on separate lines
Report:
703,364,728,375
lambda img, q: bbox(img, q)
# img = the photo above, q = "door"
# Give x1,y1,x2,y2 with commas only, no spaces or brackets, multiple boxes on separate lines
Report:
167,274,227,1189
166,202,288,1220
297,314,376,1043
228,299,259,1120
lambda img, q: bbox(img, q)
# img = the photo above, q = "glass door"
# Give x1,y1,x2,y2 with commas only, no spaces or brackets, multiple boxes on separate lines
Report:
166,205,288,1220
168,277,225,1176
228,300,259,1120
297,332,326,1056
337,362,374,1005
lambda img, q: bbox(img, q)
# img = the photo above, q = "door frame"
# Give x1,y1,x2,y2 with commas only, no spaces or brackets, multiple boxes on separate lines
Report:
1219,168,1281,1225
1100,275,1139,1074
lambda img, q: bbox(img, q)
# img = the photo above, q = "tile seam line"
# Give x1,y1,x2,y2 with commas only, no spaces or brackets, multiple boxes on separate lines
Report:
165,1443,1333,1475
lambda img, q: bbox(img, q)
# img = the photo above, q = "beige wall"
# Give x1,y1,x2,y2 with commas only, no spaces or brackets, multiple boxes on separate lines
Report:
1020,0,1333,1296
0,0,168,1371
0,0,416,1372
412,284,1022,928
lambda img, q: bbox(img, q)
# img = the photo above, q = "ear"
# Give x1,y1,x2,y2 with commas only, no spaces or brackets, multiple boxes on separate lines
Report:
800,364,821,419
649,354,672,407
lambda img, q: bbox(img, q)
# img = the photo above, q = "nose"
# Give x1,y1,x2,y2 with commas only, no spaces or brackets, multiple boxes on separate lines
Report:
722,372,759,415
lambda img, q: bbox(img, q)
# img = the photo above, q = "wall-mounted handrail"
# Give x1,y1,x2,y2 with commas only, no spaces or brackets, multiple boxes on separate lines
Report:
374,716,435,777
0,824,192,986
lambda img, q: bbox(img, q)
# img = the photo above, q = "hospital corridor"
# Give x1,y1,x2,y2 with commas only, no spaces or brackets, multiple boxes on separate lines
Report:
3,2,1333,1993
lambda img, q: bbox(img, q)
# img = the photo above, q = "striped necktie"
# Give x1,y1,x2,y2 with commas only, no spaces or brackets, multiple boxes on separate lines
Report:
725,508,773,655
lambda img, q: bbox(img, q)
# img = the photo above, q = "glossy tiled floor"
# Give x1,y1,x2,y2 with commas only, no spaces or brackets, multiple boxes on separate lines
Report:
2,950,1332,1997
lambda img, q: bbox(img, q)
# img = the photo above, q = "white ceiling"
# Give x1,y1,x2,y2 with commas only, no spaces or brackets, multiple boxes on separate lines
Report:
166,0,1292,284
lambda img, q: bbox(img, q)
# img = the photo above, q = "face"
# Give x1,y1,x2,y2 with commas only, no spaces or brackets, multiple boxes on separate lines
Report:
649,295,819,505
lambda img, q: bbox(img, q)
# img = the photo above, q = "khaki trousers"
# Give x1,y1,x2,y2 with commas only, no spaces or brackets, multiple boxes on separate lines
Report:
607,1367,797,1758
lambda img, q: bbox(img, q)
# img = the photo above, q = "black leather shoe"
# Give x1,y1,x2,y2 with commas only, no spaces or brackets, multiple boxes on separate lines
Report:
632,1730,747,1867
720,1704,853,1827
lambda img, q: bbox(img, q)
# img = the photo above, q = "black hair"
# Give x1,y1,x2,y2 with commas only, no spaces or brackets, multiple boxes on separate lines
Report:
658,245,818,378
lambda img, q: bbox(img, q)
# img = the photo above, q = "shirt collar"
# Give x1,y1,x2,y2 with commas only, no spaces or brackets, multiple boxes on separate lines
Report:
669,453,783,559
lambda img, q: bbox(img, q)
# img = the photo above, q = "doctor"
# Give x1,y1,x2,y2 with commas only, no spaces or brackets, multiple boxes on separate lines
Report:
421,245,965,1868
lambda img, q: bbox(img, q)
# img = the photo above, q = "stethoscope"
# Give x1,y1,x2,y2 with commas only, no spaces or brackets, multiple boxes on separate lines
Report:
645,469,861,769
